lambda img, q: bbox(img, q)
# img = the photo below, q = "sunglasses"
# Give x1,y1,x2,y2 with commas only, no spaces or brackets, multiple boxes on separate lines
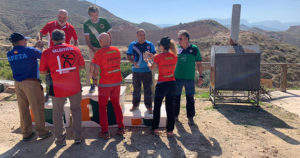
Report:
178,38,184,41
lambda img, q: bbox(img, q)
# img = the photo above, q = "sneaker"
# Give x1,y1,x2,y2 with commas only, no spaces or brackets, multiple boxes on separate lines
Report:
89,84,96,93
188,117,195,126
74,139,82,145
98,132,110,140
130,106,138,112
116,128,125,135
55,139,67,147
147,108,153,114
39,131,52,140
22,132,36,142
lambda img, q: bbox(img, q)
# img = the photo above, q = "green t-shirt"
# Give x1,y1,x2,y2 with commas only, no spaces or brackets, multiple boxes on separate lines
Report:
175,44,202,80
83,18,111,48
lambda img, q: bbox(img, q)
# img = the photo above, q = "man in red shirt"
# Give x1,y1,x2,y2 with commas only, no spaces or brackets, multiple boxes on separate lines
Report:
38,9,79,102
92,33,124,139
39,9,78,47
40,29,85,146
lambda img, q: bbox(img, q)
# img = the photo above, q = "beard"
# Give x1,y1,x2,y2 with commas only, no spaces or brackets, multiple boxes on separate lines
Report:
57,20,67,26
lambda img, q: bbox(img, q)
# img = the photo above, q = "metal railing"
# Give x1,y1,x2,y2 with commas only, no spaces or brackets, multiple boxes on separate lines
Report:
1,58,300,91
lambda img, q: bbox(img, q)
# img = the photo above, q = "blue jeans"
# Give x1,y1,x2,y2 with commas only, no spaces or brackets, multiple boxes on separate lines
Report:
174,78,195,118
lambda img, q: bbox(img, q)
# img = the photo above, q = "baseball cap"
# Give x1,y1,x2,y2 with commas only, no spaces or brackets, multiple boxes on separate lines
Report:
9,33,30,43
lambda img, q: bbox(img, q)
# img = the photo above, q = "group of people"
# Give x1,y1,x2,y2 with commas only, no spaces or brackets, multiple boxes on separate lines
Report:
6,5,203,146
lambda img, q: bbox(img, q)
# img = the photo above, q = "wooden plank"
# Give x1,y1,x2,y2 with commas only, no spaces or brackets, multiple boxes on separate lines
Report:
280,64,288,92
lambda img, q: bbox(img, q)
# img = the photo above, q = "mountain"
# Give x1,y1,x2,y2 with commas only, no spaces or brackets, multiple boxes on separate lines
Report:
266,25,300,48
146,20,228,44
156,24,175,28
191,31,300,87
214,18,300,31
0,0,159,45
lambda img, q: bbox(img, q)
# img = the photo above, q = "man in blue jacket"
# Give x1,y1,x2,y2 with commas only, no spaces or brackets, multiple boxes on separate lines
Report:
7,33,51,141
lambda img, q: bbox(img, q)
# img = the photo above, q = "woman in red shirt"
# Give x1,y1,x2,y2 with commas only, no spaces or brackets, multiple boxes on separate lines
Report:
144,37,177,137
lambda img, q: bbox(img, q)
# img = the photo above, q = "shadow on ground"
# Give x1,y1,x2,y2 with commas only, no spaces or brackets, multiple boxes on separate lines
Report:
215,103,300,145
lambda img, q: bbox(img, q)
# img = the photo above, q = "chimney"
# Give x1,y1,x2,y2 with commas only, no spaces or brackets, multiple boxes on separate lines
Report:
230,4,241,46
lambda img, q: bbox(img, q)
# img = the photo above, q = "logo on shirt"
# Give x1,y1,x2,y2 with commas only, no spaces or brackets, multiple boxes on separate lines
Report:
147,46,150,50
100,24,105,29
56,52,76,74
14,51,18,54
178,48,183,54
165,57,174,60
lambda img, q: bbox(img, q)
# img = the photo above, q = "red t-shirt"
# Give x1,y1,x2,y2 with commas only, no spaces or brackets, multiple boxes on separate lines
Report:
40,21,78,47
154,52,177,82
40,43,85,97
92,46,122,86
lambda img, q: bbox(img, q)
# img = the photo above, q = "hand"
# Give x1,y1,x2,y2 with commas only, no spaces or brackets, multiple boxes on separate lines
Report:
92,47,99,53
198,77,203,87
74,40,79,46
143,51,153,62
35,40,44,50
133,62,139,68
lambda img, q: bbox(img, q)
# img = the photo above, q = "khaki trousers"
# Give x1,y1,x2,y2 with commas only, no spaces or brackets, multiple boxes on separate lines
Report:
52,92,82,141
15,80,48,138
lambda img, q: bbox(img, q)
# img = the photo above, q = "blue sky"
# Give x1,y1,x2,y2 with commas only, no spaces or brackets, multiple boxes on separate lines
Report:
87,0,300,24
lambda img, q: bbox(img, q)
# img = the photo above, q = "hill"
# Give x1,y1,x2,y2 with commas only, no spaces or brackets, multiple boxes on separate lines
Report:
191,31,300,88
266,26,300,48
0,0,157,45
0,0,230,46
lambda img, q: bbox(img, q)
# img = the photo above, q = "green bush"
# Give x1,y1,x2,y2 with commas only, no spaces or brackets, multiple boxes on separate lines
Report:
121,62,132,79
0,60,13,80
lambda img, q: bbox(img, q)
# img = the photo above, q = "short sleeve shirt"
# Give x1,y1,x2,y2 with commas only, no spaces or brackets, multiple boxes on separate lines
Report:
127,40,156,72
175,44,202,80
92,46,122,86
83,18,111,48
40,21,78,47
40,43,85,97
153,52,177,82
7,46,42,81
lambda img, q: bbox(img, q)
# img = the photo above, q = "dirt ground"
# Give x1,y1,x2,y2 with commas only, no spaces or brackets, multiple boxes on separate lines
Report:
0,92,300,158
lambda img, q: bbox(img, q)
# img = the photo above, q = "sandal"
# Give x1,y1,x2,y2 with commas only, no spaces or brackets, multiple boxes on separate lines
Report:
167,131,174,137
152,129,159,136
116,128,125,135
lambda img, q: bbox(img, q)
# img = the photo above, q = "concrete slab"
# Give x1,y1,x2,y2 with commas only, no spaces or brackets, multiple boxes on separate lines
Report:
269,90,300,116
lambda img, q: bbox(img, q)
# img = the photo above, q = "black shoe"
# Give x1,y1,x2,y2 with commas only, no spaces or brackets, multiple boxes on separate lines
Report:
39,131,52,140
89,85,96,93
188,118,195,126
55,139,67,146
74,139,82,145
22,132,36,142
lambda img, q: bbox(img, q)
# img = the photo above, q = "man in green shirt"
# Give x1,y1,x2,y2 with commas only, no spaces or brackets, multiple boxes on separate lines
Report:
83,5,112,93
174,30,203,125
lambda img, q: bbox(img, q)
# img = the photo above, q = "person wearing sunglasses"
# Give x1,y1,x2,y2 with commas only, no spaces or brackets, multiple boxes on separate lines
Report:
174,30,203,125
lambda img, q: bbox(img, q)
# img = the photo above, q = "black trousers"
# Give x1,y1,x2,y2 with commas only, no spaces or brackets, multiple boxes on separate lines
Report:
152,81,176,132
132,71,153,108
